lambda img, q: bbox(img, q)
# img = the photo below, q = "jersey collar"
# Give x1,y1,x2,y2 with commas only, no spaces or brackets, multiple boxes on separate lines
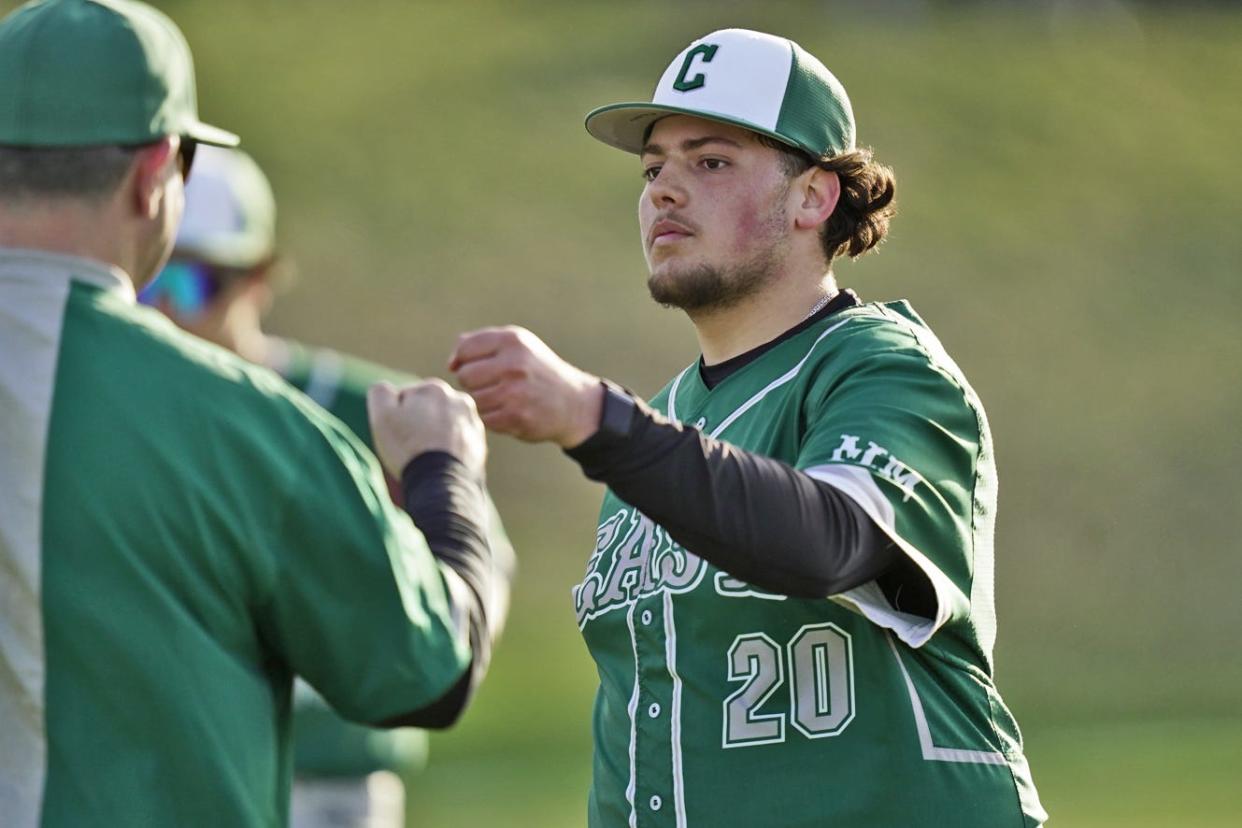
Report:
0,246,136,303
697,289,859,390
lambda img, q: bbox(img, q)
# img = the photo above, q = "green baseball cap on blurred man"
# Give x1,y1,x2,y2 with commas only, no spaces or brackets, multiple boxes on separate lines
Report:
0,0,238,148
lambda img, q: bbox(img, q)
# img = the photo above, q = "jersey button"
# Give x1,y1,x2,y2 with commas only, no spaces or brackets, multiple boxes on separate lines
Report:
648,702,661,718
649,795,662,812
641,610,653,626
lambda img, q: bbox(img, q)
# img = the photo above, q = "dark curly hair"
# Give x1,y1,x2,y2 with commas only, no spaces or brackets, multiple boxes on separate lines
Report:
756,134,896,264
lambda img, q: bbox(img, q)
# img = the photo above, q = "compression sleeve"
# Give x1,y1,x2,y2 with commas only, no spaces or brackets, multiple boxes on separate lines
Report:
382,451,503,728
565,390,915,603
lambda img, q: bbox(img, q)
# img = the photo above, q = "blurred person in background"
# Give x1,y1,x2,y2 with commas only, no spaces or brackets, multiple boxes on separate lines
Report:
0,1,510,825
140,145,516,828
451,28,1046,826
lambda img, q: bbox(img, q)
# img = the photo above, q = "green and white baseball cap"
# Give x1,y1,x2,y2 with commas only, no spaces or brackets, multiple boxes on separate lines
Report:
174,146,276,268
586,28,854,159
0,0,238,148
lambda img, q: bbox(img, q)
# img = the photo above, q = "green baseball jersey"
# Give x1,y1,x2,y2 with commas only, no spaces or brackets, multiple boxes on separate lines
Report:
272,339,430,779
275,339,400,453
574,301,1047,827
0,250,471,826
272,338,515,779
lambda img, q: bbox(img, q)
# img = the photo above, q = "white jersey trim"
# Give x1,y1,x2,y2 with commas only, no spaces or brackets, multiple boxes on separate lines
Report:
665,364,692,424
0,250,92,824
705,319,852,441
303,348,345,411
663,591,688,827
0,247,135,299
804,464,963,648
884,632,1006,765
665,317,851,436
625,603,639,828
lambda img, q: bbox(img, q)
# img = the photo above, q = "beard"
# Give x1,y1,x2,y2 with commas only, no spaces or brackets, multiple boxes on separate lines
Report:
646,253,773,313
646,202,789,313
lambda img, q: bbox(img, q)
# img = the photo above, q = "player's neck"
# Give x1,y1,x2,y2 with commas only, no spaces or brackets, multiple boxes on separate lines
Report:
0,200,137,287
211,302,273,367
690,269,837,366
232,327,279,369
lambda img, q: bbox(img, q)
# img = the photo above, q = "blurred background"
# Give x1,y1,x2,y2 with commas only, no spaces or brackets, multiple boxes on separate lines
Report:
9,0,1239,824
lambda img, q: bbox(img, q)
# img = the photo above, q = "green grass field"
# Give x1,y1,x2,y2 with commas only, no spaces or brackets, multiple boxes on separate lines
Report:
405,712,1242,826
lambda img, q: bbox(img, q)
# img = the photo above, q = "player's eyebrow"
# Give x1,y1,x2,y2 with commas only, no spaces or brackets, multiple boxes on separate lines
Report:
640,135,744,158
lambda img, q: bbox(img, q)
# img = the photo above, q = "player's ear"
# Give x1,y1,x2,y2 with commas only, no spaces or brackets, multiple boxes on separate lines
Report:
128,138,179,220
793,167,840,231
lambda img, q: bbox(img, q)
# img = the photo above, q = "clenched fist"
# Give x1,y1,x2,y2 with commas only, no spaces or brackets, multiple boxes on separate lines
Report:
449,326,604,448
367,378,487,479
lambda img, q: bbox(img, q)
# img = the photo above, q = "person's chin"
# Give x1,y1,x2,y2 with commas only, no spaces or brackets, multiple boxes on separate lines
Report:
646,265,706,310
646,264,685,295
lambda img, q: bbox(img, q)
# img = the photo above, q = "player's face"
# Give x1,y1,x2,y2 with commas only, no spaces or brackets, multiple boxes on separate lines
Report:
639,115,795,312
138,259,257,348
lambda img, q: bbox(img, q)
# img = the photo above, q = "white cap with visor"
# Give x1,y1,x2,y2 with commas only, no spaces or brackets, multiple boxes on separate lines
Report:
585,28,856,159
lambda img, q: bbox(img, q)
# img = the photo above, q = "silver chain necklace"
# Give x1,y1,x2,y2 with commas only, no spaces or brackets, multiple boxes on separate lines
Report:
805,291,836,320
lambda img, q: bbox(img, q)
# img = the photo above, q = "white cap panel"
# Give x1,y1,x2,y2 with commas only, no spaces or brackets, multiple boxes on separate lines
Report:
652,29,793,132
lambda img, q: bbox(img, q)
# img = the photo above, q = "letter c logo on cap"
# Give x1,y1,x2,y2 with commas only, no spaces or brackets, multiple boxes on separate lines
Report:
673,43,719,92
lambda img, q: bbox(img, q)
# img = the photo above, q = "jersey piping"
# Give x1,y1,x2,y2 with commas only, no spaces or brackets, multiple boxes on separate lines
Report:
883,632,1006,765
662,591,687,827
704,317,852,440
0,249,133,825
625,603,640,828
301,349,345,411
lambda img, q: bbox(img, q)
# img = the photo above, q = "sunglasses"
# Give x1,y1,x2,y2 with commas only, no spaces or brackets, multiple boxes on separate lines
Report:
178,139,197,182
138,260,234,319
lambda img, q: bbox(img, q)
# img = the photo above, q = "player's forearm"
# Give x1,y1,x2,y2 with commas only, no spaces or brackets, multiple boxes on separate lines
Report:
566,391,899,599
384,450,508,728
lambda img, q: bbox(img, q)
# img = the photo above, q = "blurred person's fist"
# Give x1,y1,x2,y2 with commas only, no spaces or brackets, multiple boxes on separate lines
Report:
449,326,602,448
367,378,488,478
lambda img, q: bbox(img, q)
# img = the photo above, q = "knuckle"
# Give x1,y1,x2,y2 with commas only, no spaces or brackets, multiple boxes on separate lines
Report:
504,359,530,381
413,379,451,401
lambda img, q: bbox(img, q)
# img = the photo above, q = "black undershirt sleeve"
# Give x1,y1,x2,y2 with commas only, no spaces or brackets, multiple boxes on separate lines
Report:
378,451,500,729
566,394,918,604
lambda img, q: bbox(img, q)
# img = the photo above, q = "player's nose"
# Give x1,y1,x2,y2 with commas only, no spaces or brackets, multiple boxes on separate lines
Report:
645,164,688,208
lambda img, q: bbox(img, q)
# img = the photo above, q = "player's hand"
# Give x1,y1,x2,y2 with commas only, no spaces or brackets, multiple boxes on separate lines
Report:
367,379,488,479
449,326,603,448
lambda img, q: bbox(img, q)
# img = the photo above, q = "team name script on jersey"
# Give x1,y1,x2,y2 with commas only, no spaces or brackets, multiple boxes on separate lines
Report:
574,433,923,626
574,508,708,627
830,433,921,501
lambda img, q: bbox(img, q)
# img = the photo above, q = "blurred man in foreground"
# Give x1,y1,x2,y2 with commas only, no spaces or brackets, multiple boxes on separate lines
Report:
140,145,516,827
0,1,509,824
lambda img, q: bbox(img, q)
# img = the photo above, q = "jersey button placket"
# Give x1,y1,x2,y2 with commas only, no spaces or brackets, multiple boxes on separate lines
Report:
632,593,674,826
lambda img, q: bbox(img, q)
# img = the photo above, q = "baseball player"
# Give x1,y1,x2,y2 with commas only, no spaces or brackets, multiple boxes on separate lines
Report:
0,1,508,825
451,28,1047,826
139,144,516,828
